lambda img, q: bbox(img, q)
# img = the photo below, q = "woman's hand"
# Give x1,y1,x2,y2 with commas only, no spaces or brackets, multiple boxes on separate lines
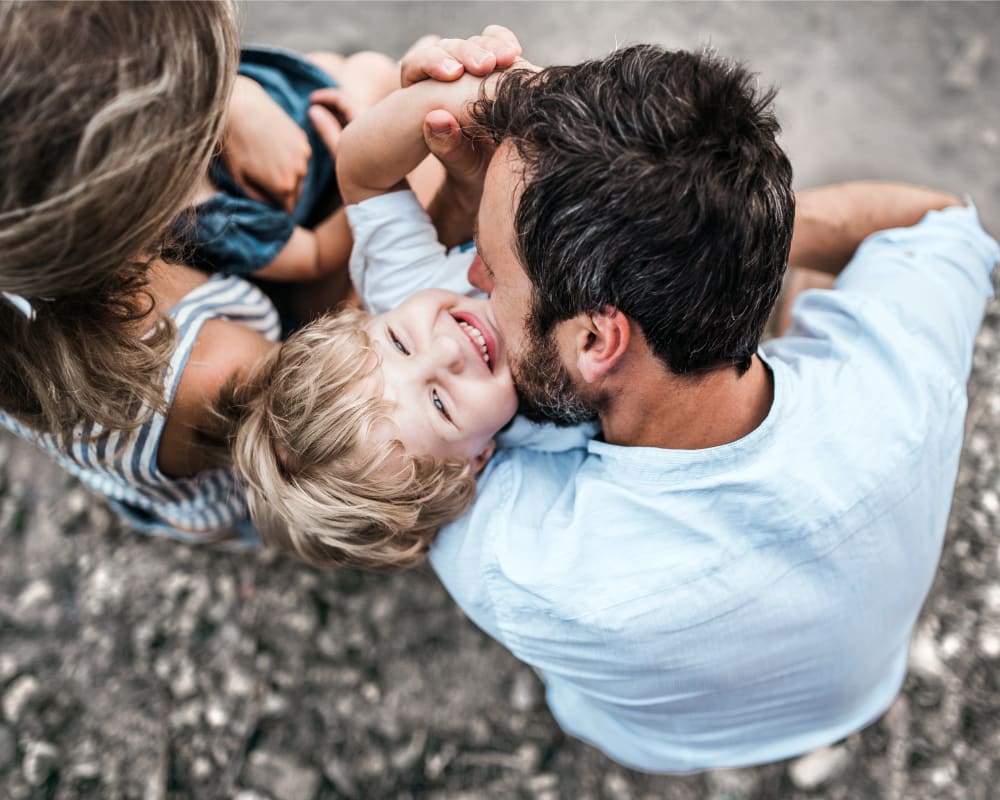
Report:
222,75,311,213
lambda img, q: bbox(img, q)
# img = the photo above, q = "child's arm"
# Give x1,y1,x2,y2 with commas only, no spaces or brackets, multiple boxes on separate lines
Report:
333,73,489,206
251,212,353,283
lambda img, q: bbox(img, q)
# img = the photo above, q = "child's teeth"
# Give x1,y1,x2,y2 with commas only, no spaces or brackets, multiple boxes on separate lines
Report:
458,321,491,366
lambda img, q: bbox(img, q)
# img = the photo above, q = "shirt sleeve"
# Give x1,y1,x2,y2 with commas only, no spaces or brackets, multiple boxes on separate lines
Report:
346,190,478,314
791,204,999,382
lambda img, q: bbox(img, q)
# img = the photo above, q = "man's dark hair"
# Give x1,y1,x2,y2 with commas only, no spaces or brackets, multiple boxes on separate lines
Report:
472,45,795,376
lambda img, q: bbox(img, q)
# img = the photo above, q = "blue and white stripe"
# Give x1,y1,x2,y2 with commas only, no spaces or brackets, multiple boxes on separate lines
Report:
0,274,281,541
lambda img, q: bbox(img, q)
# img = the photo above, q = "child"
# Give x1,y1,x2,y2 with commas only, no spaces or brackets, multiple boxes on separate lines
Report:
219,64,597,569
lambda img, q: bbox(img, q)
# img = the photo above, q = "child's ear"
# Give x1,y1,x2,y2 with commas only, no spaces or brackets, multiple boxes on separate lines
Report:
574,306,631,384
471,439,496,474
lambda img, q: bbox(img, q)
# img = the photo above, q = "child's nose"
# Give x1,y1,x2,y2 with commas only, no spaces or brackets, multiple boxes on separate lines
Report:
431,335,465,374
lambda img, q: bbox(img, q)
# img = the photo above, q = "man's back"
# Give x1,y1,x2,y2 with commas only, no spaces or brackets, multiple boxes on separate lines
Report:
431,205,1000,771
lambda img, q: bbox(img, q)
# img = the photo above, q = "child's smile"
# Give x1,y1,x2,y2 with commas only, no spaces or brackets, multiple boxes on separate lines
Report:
364,289,518,465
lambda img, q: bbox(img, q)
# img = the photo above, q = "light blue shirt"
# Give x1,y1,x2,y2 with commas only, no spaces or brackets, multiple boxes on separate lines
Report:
429,205,1000,772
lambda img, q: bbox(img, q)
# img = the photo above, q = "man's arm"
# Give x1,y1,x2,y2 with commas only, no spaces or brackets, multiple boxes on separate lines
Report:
789,181,962,276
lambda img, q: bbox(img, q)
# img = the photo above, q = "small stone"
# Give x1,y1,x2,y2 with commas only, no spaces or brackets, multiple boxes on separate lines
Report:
261,692,289,718
22,740,59,787
169,661,198,700
526,773,559,795
192,756,213,780
982,490,1000,515
978,630,1000,659
390,730,427,772
244,750,321,800
0,654,19,683
0,724,17,770
233,792,270,800
65,489,90,516
205,703,228,728
356,746,387,778
66,761,101,784
360,682,380,703
322,757,360,799
706,767,759,797
224,669,256,697
510,670,541,712
909,626,945,679
425,743,457,781
940,633,963,659
3,675,39,723
788,745,851,790
513,743,542,773
602,771,632,800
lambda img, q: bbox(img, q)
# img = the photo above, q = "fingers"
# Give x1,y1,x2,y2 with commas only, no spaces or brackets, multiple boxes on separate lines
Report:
423,109,465,164
400,42,465,87
308,87,362,125
308,104,345,157
400,25,523,87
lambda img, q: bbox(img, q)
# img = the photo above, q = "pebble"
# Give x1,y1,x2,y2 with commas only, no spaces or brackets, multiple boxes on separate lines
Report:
391,730,427,771
526,772,559,793
706,767,759,797
322,757,360,799
224,669,256,697
909,626,945,679
204,703,228,728
510,670,541,712
788,745,851,790
602,771,633,800
244,750,322,800
22,740,59,787
978,630,1000,659
191,756,213,781
2,675,39,723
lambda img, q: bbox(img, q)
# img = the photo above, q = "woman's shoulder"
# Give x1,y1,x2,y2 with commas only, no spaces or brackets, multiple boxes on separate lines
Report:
159,318,278,477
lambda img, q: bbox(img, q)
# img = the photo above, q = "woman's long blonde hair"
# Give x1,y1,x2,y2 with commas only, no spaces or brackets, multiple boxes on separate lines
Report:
0,1,240,433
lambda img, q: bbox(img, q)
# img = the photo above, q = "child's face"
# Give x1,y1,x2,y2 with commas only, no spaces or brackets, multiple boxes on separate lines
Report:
365,289,518,465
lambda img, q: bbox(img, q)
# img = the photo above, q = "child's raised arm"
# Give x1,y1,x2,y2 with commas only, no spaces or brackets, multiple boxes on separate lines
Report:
329,73,488,206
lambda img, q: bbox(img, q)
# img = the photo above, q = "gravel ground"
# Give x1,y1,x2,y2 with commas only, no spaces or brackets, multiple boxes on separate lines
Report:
2,3,999,798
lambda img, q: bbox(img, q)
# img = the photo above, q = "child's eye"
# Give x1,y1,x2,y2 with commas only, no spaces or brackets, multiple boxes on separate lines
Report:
432,390,452,422
387,327,409,355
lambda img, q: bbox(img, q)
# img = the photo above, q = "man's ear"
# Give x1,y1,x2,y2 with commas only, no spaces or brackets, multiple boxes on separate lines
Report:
471,439,496,474
574,306,631,384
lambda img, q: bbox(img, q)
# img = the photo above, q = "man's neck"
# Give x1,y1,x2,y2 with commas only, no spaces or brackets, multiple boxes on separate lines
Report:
599,354,774,450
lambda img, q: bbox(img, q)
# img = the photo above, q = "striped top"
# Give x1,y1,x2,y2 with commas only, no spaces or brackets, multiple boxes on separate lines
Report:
0,274,281,540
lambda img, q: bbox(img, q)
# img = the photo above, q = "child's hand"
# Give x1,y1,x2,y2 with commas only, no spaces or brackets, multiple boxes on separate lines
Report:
400,26,522,88
223,76,311,213
424,109,491,210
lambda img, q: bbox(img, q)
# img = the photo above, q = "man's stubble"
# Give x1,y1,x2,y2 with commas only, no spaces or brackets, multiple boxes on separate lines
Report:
510,318,602,428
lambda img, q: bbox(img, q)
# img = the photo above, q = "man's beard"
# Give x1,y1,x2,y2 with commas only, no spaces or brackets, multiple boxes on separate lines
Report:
511,321,600,427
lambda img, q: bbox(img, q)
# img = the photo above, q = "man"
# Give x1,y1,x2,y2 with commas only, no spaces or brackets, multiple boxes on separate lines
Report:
400,31,1000,771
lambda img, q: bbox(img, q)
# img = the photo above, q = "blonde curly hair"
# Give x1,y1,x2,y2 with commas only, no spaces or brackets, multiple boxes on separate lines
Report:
217,308,477,572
